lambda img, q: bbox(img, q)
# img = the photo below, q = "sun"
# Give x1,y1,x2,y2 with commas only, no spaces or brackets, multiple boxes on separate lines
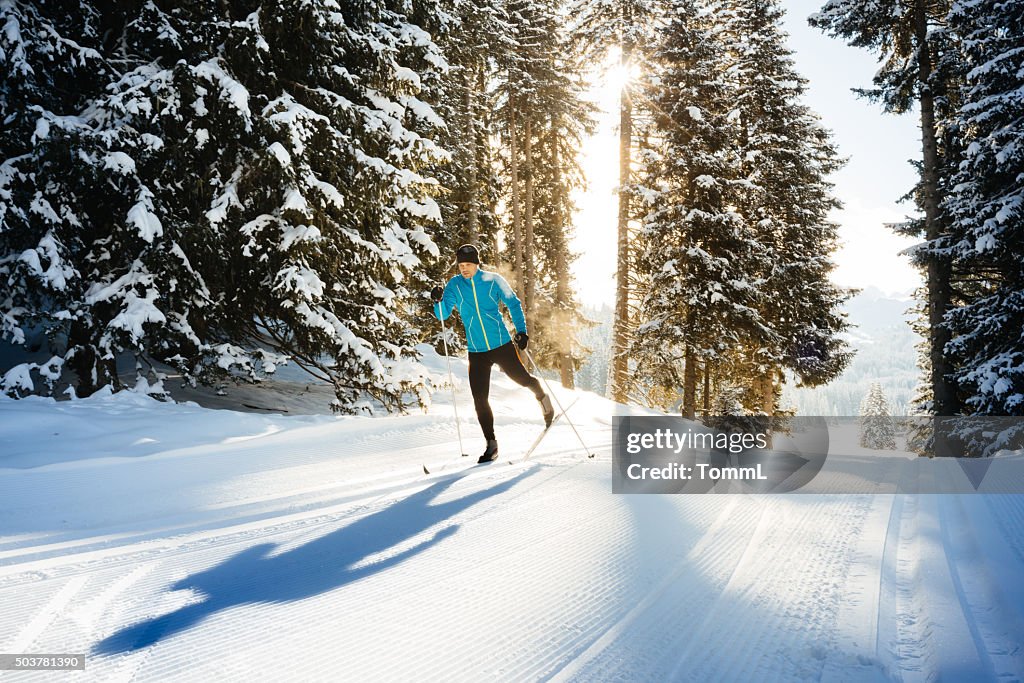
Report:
567,47,642,308
599,47,643,100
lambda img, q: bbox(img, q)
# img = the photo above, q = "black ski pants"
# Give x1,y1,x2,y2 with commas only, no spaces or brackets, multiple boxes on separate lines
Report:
468,341,544,440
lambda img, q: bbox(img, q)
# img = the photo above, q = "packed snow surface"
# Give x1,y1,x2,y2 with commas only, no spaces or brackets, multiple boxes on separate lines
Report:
1,350,1023,681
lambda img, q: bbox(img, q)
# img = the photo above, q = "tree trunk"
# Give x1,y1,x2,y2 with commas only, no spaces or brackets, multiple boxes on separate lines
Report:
703,362,710,416
477,64,490,221
551,115,575,388
524,116,535,321
609,44,633,403
68,321,98,397
465,67,479,244
682,347,697,419
507,102,524,290
507,102,524,288
914,0,956,423
760,370,775,415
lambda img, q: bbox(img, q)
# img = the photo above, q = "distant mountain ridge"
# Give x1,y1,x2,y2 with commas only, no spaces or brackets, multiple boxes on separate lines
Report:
786,287,919,415
843,286,916,334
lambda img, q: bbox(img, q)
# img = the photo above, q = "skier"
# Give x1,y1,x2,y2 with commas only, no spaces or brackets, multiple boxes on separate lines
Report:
431,244,554,463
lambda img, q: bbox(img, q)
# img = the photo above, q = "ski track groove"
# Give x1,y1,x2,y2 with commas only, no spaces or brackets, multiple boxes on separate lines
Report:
818,493,894,681
3,574,88,654
661,494,875,683
936,495,993,679
893,492,1009,681
937,495,1024,680
67,562,161,633
889,494,932,680
874,490,907,681
546,496,754,682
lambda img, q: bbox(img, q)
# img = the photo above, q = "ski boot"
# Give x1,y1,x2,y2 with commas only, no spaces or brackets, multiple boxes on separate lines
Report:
539,394,554,428
478,439,499,464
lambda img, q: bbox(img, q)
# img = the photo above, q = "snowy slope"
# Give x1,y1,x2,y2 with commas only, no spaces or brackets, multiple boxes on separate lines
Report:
1,351,1024,681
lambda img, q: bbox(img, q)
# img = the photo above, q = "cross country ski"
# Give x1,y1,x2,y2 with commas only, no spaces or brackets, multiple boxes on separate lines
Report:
422,397,581,475
512,397,582,464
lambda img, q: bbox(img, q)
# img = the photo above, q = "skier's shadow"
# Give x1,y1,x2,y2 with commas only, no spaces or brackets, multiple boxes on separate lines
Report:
94,467,534,654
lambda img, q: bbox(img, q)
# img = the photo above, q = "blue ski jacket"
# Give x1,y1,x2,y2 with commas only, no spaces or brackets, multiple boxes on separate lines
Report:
433,269,527,353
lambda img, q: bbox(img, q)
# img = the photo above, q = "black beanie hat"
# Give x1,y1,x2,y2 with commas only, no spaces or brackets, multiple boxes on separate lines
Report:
456,244,480,264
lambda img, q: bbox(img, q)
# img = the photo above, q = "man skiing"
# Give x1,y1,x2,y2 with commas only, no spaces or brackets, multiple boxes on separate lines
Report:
431,244,554,463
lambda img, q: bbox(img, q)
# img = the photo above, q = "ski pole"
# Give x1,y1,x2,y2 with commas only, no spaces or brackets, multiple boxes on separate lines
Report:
523,348,593,458
439,303,468,457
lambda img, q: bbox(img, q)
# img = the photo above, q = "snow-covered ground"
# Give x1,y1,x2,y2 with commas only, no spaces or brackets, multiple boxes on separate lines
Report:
1,350,1023,681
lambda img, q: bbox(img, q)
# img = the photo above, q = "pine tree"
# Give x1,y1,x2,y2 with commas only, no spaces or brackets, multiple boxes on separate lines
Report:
943,0,1024,449
494,0,594,385
428,0,506,251
0,0,116,395
1,2,197,397
724,0,853,413
811,0,959,418
570,0,665,402
631,0,773,417
415,0,508,355
945,0,1024,416
860,382,897,449
1,1,448,413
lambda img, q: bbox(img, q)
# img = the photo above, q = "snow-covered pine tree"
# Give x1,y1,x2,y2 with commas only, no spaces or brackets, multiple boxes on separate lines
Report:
0,1,143,396
519,0,594,386
0,1,111,159
425,0,507,259
944,0,1024,450
491,0,594,386
860,382,897,449
901,285,936,451
631,0,773,417
711,382,746,417
570,0,665,402
811,0,959,417
722,0,853,413
496,0,548,315
1,1,448,413
413,0,508,356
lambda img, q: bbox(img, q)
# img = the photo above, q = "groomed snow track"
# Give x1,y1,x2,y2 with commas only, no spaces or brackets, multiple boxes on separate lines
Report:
2,390,1023,681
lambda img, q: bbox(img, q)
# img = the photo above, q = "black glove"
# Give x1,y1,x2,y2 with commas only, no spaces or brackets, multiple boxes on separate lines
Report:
515,332,528,351
430,285,444,302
